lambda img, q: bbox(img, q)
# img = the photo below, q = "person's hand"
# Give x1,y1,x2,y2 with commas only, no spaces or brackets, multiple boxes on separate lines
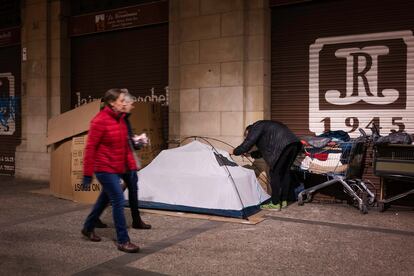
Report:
81,176,92,191
133,133,149,145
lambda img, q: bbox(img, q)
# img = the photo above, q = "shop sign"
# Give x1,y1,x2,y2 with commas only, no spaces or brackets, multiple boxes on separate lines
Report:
309,30,414,137
74,86,169,108
69,1,168,36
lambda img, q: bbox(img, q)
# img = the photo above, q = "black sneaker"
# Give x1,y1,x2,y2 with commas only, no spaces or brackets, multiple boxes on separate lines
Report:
95,218,108,228
81,229,101,242
132,220,152,229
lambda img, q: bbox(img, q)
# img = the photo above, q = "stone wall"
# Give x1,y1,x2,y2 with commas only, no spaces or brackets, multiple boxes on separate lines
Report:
169,0,270,152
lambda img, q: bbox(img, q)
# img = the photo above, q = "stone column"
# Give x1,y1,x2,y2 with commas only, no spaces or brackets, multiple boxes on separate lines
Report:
168,0,181,143
16,0,69,180
169,0,270,151
245,0,271,124
15,0,49,180
49,0,71,116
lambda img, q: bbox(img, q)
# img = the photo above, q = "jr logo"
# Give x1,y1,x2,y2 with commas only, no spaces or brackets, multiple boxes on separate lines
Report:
309,31,414,137
326,46,398,105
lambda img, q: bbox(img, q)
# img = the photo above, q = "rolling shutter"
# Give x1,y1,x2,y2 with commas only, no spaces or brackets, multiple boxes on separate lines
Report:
71,23,168,139
271,0,414,199
71,23,168,106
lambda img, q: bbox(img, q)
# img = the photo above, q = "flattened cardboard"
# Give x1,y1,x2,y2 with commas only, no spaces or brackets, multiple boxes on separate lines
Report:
50,139,73,200
140,209,266,225
47,100,101,145
72,170,101,204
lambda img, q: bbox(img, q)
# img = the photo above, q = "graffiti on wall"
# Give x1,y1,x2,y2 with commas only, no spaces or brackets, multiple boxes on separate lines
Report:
309,30,413,137
0,73,16,135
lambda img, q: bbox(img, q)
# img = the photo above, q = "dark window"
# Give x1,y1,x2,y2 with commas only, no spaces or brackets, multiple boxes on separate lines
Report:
0,0,20,29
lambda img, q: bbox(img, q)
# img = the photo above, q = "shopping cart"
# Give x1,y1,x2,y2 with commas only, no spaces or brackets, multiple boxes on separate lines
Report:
373,144,414,211
294,132,375,214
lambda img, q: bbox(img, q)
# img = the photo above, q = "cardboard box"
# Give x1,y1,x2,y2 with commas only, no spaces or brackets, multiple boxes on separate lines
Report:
49,138,73,200
47,101,102,145
48,101,163,203
71,135,101,204
48,101,102,201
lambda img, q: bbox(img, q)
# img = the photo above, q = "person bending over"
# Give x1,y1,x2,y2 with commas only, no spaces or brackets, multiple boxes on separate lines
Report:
233,120,302,211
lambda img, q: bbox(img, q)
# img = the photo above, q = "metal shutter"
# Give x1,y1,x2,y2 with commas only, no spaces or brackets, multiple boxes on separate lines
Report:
271,0,414,199
71,23,168,139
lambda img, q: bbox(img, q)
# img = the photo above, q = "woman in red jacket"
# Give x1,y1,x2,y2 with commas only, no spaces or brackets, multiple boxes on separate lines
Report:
80,88,140,253
95,91,152,230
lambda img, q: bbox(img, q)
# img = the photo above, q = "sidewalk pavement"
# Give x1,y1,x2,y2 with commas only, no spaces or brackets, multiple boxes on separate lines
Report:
0,175,413,275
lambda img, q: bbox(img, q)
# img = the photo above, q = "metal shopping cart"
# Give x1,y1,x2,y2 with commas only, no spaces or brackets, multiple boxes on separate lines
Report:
373,144,414,211
294,132,375,214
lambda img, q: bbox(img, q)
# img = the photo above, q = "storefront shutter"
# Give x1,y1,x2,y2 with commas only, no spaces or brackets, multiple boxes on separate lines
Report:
271,0,414,200
71,23,168,139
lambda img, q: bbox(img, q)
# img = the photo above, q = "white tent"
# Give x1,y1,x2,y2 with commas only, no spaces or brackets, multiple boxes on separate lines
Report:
125,140,270,218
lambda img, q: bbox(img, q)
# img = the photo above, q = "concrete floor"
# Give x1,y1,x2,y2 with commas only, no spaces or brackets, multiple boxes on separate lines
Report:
0,175,413,275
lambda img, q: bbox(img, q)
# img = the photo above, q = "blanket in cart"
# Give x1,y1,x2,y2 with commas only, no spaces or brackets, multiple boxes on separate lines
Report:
294,137,355,175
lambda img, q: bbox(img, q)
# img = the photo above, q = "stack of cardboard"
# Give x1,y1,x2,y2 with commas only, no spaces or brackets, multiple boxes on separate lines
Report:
47,101,163,203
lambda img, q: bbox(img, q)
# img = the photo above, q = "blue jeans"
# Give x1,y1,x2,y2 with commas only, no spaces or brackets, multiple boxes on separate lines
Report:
83,172,131,244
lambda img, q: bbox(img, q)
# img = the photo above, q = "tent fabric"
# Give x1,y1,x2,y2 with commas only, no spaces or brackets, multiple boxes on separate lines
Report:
125,141,270,218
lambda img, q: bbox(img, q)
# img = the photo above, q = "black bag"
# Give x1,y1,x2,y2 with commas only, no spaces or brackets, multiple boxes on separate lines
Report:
375,132,413,145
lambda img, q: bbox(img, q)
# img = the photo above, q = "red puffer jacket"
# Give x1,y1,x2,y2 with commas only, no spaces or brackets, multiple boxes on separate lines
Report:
83,106,138,177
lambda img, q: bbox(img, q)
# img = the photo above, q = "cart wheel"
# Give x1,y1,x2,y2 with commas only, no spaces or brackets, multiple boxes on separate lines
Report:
360,204,368,214
367,196,375,206
378,202,385,212
304,193,313,203
298,194,304,206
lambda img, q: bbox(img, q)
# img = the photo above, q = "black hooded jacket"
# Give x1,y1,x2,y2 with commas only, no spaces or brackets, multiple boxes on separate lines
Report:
233,120,301,168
